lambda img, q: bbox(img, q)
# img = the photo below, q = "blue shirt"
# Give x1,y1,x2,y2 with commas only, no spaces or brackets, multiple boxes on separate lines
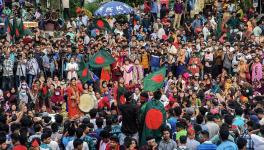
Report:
110,124,121,137
151,2,158,13
150,54,160,67
40,143,52,150
197,141,217,150
168,117,177,133
62,136,75,148
191,19,202,29
216,141,238,150
82,135,96,150
232,116,245,129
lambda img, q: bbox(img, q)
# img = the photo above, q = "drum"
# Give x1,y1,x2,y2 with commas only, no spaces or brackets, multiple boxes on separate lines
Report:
79,94,95,113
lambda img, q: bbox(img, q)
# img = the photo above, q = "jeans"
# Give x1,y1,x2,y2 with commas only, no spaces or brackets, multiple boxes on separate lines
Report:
27,74,35,88
119,132,139,145
2,76,14,91
15,75,26,88
150,13,157,23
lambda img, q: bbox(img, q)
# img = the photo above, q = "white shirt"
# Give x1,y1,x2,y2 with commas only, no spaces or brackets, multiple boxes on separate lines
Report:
99,141,108,150
81,15,89,26
253,26,262,37
48,140,60,150
66,62,79,80
160,94,169,107
114,29,123,36
27,58,39,75
251,134,264,150
186,138,200,150
203,26,210,40
168,45,177,63
209,17,217,30
84,35,90,45
157,28,165,39
66,140,89,150
132,93,141,102
206,121,219,139
16,59,27,76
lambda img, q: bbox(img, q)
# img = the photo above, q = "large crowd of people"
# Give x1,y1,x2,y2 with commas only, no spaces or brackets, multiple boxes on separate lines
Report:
0,0,264,150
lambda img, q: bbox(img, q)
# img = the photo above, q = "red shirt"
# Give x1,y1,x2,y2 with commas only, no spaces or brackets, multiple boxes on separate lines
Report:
13,145,27,150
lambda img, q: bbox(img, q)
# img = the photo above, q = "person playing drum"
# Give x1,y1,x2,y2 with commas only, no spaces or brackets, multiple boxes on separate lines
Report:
66,77,83,119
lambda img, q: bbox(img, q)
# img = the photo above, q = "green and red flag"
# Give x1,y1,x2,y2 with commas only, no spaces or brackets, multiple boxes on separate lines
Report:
93,18,111,31
18,19,26,37
216,16,222,39
11,17,17,38
78,61,90,83
78,61,99,83
88,50,115,68
143,67,166,92
139,97,166,146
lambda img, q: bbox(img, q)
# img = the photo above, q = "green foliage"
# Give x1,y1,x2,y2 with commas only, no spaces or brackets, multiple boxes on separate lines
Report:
84,2,100,13
118,0,144,7
69,0,81,17
239,0,253,12
115,15,129,23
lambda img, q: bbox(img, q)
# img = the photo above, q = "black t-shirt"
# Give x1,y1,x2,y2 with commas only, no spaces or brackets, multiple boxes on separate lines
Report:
118,102,138,134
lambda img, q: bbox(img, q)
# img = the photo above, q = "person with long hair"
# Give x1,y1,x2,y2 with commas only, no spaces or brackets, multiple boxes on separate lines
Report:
66,77,83,119
251,57,263,82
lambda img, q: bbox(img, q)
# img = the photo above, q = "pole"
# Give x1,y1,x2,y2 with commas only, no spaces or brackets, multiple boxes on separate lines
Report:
260,0,262,14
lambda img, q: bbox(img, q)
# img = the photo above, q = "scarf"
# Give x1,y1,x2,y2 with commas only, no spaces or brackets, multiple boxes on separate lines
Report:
252,62,262,82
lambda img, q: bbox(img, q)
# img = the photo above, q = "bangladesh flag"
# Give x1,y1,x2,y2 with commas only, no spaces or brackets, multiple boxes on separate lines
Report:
93,18,111,31
140,98,166,146
78,61,99,83
216,16,222,39
88,50,115,68
18,19,26,37
78,61,90,83
10,17,17,38
143,67,166,92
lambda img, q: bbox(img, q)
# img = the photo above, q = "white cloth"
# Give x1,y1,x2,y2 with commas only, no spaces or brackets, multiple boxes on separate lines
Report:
27,58,39,75
81,15,89,26
84,35,90,45
160,94,169,106
66,140,89,150
251,134,264,150
209,17,217,30
66,62,79,80
187,138,200,150
206,121,219,139
203,26,210,40
168,45,177,63
16,59,27,76
253,26,262,37
62,0,69,8
259,118,264,126
48,141,60,150
114,29,123,36
157,28,165,39
99,141,107,150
